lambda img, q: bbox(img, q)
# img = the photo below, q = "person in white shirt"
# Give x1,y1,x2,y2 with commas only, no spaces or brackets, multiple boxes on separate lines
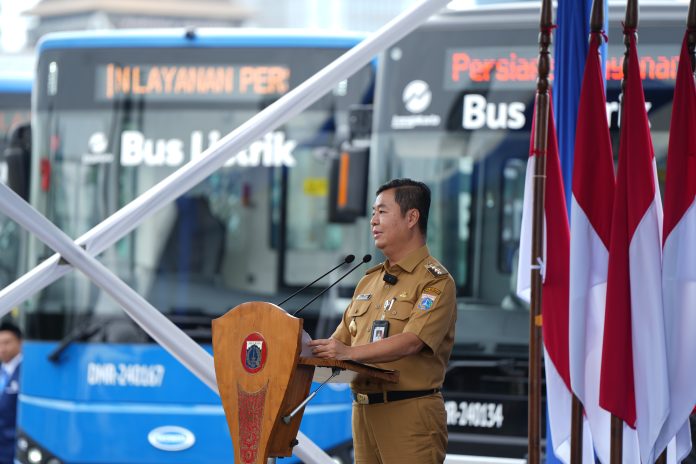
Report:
0,321,22,464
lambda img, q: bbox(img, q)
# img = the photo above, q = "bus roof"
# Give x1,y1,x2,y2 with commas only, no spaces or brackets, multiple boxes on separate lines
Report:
36,28,368,53
0,72,32,93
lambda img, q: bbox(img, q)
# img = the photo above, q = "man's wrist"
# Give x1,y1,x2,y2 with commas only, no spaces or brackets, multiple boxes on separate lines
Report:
345,345,358,362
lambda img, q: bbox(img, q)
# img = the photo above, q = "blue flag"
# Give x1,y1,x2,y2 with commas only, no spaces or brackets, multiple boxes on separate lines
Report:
552,0,606,207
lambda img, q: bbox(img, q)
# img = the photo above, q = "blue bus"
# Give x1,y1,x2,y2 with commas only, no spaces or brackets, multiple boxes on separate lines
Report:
17,29,374,464
0,73,31,291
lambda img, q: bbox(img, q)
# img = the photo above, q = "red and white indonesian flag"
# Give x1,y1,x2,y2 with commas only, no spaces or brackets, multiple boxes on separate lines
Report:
569,32,613,462
655,32,696,462
599,34,669,464
569,33,640,463
517,100,593,464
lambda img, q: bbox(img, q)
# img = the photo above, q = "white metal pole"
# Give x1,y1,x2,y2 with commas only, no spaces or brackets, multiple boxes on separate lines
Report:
0,183,332,463
0,0,451,315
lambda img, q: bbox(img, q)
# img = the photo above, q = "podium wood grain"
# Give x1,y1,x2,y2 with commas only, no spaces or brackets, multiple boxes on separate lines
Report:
212,302,309,463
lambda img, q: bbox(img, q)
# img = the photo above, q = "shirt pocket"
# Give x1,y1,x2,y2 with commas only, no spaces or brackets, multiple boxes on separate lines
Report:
350,301,371,318
385,299,414,335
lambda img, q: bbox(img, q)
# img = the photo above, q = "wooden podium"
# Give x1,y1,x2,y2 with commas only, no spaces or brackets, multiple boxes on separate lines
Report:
212,302,398,464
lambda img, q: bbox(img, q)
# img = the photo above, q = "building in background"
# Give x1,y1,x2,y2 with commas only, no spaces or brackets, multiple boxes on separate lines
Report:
23,0,427,38
6,0,426,74
237,0,420,32
9,0,536,55
24,0,251,45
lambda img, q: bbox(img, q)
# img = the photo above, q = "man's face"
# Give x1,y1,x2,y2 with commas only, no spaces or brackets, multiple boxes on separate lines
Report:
0,331,21,363
371,189,411,253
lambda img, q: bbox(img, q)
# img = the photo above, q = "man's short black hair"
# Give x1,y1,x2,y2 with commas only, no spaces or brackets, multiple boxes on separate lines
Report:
0,321,22,340
376,178,431,235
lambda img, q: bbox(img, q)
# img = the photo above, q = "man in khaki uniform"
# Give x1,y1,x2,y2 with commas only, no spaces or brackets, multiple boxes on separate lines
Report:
310,178,456,464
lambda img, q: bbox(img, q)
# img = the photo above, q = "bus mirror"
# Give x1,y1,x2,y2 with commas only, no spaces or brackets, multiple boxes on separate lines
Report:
4,123,31,201
328,145,369,223
348,104,372,142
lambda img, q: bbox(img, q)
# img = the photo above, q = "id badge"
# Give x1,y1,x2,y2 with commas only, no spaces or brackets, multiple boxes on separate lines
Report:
370,320,389,342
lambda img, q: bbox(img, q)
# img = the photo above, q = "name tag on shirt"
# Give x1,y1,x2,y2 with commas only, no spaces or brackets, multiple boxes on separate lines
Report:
370,320,389,342
356,294,372,301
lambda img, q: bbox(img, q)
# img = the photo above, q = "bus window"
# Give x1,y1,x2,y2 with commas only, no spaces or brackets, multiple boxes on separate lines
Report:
385,135,474,290
499,157,525,274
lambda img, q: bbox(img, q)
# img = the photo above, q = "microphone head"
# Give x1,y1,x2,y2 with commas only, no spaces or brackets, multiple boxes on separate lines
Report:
344,254,356,264
362,254,372,263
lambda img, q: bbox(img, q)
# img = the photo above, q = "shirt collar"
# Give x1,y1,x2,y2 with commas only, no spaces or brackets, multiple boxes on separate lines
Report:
2,353,22,376
386,245,430,274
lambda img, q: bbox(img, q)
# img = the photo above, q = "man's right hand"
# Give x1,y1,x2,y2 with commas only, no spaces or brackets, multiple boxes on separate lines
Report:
308,338,352,360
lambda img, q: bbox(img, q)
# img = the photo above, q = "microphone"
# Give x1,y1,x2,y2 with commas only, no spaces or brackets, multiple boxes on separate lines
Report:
292,254,372,317
383,273,398,285
278,254,355,306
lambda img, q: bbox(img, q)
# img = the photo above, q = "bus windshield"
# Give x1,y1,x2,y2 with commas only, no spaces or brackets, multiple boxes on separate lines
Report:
28,36,375,341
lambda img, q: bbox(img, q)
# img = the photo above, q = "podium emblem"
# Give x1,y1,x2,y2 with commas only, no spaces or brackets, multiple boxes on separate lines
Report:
241,332,268,373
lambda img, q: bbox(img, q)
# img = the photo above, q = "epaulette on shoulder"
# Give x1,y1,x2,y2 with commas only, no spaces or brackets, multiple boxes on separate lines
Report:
365,263,383,275
424,262,449,278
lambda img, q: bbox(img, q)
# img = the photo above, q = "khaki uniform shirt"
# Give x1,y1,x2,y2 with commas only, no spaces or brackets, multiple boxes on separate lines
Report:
332,245,457,393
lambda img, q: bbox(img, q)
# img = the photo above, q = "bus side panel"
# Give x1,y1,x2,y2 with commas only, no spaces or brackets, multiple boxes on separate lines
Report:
19,342,352,463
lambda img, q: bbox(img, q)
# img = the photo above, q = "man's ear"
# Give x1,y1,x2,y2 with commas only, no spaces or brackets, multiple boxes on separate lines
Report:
406,208,420,230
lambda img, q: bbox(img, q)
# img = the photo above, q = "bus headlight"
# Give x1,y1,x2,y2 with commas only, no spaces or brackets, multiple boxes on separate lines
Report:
27,448,42,463
16,437,29,452
15,429,62,464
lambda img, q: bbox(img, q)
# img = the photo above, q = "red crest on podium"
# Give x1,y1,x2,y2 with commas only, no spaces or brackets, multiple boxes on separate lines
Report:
241,332,268,374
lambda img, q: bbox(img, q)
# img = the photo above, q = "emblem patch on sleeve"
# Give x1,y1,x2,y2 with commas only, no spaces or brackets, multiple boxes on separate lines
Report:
423,286,441,295
417,292,437,311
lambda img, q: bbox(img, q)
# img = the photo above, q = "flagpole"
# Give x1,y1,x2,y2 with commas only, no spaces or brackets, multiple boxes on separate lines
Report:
655,444,667,462
570,397,584,463
688,0,696,72
529,1,553,462
609,1,638,462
